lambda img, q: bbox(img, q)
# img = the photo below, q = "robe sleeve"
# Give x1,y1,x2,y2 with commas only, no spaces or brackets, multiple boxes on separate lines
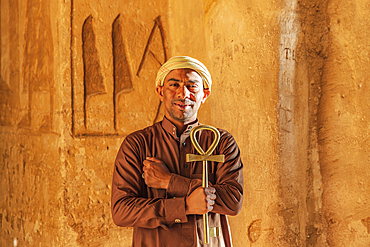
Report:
211,132,243,216
111,135,188,229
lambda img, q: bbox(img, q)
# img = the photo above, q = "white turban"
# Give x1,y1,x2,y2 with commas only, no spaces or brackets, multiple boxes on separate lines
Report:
155,56,212,90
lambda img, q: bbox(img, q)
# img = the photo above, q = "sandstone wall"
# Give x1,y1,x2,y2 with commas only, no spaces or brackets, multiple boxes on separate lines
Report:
318,0,370,245
1,0,66,246
204,1,284,245
1,0,369,246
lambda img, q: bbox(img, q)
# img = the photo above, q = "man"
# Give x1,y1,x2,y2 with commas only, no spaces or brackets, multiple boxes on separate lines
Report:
111,56,243,247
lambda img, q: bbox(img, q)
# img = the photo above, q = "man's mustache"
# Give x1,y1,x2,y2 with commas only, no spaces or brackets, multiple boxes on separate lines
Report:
171,99,195,105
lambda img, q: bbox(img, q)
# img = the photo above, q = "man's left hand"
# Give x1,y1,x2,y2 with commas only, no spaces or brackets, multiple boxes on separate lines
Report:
142,157,172,189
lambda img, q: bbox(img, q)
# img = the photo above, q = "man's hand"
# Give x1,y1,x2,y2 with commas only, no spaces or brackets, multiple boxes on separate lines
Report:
185,187,216,215
142,157,172,189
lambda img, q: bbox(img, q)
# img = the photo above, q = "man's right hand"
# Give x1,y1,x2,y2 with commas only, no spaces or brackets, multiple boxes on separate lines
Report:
185,187,216,215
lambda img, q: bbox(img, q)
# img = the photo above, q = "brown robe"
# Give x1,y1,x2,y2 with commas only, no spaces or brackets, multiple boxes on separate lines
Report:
111,117,243,246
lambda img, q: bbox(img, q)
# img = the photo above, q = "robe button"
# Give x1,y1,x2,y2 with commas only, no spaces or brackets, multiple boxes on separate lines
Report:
175,219,181,223
184,164,188,168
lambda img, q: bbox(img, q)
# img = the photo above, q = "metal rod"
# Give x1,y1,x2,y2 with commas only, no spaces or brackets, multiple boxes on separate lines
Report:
203,160,209,244
186,125,224,245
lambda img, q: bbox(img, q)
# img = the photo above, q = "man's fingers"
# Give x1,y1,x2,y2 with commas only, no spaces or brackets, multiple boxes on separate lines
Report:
143,165,149,173
205,188,216,213
146,157,161,163
142,160,149,168
204,187,217,201
143,158,161,169
205,187,216,194
209,187,216,193
143,160,155,171
206,198,215,205
206,193,216,200
207,195,216,201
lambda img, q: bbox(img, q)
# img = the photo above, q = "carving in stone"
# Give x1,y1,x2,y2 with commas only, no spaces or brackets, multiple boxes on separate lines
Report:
112,14,134,130
82,15,106,128
136,16,167,77
136,16,167,124
284,47,295,60
73,15,167,137
19,0,54,132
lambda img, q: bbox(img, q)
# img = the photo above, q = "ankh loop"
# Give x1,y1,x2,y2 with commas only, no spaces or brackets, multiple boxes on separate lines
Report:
186,125,225,244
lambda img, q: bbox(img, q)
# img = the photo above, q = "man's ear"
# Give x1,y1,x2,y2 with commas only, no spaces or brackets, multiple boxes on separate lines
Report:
201,89,211,104
156,86,164,101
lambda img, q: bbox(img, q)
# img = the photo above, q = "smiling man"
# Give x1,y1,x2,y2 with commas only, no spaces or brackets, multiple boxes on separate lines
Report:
158,68,210,132
111,56,243,247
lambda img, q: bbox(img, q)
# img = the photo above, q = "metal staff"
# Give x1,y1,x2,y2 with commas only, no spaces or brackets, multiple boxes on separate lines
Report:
186,125,225,244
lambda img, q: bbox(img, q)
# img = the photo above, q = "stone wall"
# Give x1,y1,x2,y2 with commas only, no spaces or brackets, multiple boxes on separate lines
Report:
1,0,369,246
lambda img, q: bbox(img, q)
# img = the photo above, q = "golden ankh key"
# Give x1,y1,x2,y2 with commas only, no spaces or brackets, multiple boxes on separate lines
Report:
186,125,225,244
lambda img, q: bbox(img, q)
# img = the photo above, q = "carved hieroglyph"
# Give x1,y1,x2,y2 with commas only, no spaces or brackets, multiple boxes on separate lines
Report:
0,0,16,126
19,0,55,132
1,0,54,131
72,4,167,137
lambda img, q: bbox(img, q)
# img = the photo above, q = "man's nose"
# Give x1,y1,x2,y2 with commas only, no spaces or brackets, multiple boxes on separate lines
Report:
177,85,190,99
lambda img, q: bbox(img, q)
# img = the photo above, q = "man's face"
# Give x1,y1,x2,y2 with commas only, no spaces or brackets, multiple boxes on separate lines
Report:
156,68,210,125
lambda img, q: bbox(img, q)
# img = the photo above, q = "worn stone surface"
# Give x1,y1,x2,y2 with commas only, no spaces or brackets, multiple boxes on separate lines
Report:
204,1,283,246
318,0,370,246
1,0,370,246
